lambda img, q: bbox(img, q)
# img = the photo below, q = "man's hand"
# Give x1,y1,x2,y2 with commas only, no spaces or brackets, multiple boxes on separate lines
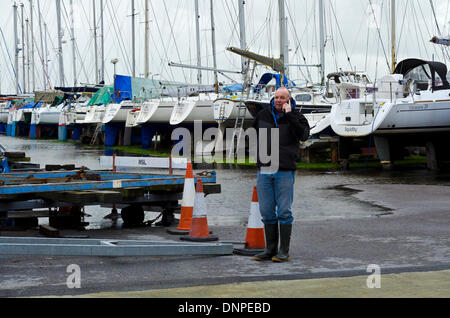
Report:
283,99,292,113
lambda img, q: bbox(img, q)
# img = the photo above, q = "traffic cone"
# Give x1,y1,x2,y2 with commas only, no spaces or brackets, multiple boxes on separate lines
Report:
233,186,266,256
167,161,195,235
181,179,218,242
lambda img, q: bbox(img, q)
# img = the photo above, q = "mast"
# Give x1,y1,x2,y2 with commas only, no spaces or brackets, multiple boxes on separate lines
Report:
210,0,218,92
93,0,99,84
238,0,249,77
391,0,396,73
37,0,46,89
29,0,35,91
20,3,26,94
26,18,30,91
194,0,202,84
44,23,49,88
13,3,20,95
131,0,136,78
318,0,326,86
278,0,289,81
56,0,65,87
145,0,149,78
70,0,77,86
100,0,105,83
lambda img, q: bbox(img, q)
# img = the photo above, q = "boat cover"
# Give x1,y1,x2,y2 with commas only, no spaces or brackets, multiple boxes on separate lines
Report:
253,73,296,94
394,58,450,90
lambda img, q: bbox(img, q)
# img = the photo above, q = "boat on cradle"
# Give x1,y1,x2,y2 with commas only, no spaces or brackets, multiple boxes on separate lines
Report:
127,98,178,126
62,96,91,125
170,93,218,125
77,105,106,124
212,84,253,125
0,102,11,124
329,58,450,138
31,103,65,125
242,72,372,136
8,105,26,126
102,100,142,125
126,100,159,127
145,99,176,124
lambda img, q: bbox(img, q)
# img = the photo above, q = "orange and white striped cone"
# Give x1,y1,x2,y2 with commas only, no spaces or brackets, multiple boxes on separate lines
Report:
233,186,266,256
167,161,195,235
180,179,218,242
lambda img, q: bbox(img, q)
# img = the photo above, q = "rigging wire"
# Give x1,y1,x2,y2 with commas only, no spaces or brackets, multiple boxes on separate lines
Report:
106,0,133,75
329,1,354,72
0,26,22,94
285,0,313,84
161,0,187,83
148,0,178,82
367,0,391,73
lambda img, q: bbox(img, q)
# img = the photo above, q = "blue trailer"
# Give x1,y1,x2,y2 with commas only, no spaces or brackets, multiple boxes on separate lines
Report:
0,169,220,229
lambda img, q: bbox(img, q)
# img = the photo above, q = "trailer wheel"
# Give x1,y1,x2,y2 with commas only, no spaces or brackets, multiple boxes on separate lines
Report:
121,205,144,227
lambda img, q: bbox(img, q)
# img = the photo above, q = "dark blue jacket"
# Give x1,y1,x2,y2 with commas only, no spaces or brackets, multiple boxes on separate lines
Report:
252,97,310,171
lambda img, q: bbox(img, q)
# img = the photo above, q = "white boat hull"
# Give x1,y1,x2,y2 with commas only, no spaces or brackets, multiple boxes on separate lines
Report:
135,101,159,125
78,106,106,124
330,89,450,137
213,98,253,124
147,101,175,123
34,107,62,125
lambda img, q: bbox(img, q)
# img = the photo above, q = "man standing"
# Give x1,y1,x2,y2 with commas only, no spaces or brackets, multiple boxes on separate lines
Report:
252,87,310,262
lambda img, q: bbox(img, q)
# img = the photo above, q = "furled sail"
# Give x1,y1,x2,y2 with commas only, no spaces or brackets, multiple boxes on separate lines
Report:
226,47,284,74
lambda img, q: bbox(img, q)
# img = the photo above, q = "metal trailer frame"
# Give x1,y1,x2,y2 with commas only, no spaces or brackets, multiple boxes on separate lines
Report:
0,170,218,213
0,237,234,256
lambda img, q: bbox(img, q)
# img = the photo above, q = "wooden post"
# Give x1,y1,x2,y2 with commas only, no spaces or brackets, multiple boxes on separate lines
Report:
169,155,173,175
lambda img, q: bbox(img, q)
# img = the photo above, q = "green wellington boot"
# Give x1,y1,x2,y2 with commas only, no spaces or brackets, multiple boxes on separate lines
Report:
253,223,279,261
272,224,292,262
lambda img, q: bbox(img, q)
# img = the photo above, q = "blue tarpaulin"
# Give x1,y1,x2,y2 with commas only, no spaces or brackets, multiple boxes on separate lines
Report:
220,84,244,93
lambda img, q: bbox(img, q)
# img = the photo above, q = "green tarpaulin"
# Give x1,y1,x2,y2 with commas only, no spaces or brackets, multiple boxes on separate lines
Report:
87,86,113,106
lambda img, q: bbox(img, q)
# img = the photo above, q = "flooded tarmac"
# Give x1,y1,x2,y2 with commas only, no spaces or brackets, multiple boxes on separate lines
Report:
1,135,450,298
1,135,449,230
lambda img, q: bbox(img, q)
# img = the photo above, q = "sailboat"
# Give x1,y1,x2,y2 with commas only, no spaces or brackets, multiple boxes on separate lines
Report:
328,0,450,167
330,58,450,137
224,0,373,138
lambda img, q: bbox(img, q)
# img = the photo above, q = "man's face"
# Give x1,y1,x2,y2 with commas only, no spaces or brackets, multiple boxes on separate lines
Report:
274,89,290,112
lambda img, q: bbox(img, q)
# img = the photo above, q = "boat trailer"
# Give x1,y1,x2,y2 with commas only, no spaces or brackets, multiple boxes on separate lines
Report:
0,168,230,256
0,168,220,229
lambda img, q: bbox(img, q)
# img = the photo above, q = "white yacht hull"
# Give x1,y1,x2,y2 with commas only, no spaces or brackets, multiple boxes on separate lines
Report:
330,87,450,137
213,98,253,124
78,106,106,124
135,101,159,125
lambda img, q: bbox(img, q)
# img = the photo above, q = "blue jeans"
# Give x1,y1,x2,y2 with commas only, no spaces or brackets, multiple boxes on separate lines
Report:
256,170,295,225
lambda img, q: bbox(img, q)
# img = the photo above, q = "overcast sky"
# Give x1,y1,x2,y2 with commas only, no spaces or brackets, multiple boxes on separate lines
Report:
0,0,449,95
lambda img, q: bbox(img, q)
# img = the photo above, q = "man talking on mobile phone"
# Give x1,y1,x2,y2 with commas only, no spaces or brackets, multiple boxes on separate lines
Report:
252,87,310,263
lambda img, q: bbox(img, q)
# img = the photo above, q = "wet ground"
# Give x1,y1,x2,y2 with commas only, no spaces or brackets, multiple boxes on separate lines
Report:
0,135,450,297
